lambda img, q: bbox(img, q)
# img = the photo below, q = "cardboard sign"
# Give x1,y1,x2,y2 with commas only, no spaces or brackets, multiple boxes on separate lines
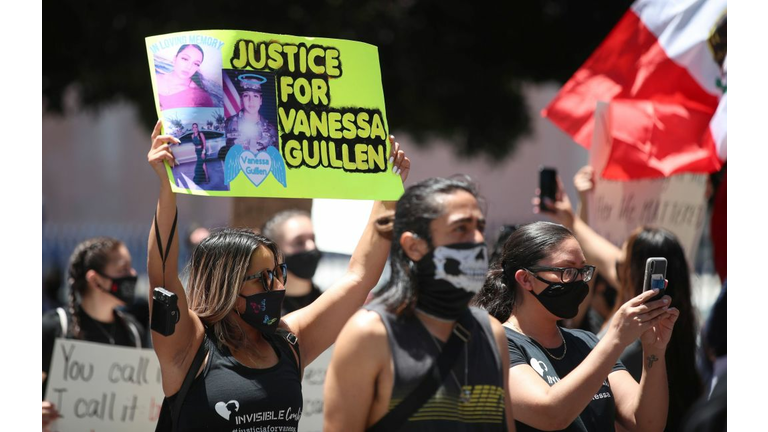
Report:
44,339,164,432
586,102,707,264
146,30,403,200
298,346,333,432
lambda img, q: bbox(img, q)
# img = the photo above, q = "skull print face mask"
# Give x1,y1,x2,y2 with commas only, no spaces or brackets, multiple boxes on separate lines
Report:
414,242,489,320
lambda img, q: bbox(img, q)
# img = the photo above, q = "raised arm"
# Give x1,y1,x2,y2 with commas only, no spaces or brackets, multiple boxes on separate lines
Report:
283,137,410,366
573,165,595,223
535,175,622,289
508,290,671,430
146,120,205,395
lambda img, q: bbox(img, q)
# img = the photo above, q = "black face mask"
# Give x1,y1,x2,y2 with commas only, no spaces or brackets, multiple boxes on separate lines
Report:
238,290,286,334
284,249,322,280
530,278,589,319
96,272,137,304
415,242,488,320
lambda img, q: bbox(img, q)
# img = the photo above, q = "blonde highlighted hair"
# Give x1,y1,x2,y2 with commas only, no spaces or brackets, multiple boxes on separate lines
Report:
185,228,281,351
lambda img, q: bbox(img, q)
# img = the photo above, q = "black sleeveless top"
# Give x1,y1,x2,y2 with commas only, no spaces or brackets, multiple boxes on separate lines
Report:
367,303,507,431
170,330,303,432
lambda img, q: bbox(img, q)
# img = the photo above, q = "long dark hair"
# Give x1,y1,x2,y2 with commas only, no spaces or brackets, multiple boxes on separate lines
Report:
375,176,482,315
67,237,123,339
619,227,702,431
474,222,574,322
175,44,207,91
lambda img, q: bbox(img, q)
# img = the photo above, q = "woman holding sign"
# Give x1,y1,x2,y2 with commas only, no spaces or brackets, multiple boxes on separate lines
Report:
42,237,148,430
147,119,409,431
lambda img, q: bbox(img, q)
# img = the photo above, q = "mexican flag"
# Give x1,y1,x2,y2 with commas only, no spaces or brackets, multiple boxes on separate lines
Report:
542,0,727,180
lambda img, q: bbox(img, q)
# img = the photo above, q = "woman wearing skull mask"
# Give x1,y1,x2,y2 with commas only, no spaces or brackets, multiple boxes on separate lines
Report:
324,176,515,431
147,121,410,431
474,221,678,432
42,237,147,430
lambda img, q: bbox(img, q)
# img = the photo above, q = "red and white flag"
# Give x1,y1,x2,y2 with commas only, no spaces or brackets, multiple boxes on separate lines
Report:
543,0,727,180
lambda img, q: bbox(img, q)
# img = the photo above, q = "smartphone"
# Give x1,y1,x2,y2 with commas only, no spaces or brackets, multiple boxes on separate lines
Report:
539,167,557,212
642,257,667,302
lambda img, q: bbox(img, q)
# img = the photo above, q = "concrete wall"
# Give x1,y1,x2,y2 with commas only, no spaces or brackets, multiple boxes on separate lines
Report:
43,83,586,244
43,102,231,228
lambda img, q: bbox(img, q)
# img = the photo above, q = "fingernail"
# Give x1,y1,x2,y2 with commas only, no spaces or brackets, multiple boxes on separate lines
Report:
390,135,395,139
663,297,670,303
394,167,400,175
389,156,394,163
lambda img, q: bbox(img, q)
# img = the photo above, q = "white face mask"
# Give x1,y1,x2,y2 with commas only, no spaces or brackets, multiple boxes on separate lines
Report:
415,242,489,319
429,242,489,293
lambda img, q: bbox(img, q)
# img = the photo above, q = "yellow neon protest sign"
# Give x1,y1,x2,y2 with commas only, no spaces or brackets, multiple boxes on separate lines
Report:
146,30,403,200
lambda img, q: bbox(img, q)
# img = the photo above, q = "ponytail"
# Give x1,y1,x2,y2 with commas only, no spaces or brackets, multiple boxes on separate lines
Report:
66,237,122,339
474,221,574,322
474,266,516,322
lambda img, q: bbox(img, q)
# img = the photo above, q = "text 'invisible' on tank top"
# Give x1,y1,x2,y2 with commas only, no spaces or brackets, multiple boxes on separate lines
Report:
170,331,303,432
367,303,507,432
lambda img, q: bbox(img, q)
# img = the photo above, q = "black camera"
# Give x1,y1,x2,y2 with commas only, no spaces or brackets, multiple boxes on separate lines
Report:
151,287,180,336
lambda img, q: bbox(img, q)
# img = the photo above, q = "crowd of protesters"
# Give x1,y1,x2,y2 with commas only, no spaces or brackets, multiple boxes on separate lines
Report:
42,129,726,431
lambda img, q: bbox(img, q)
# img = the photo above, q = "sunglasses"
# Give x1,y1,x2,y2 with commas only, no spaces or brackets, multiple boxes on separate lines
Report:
243,262,288,292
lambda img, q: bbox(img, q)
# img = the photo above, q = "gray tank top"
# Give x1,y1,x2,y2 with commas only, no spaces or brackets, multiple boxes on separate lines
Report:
367,303,507,431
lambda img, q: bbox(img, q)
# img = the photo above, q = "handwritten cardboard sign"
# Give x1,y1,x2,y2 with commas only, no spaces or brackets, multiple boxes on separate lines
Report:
44,339,164,432
586,102,707,264
298,345,333,432
146,30,403,200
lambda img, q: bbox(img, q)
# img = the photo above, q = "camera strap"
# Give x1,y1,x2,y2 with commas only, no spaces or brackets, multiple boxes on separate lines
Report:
154,208,179,288
170,334,208,432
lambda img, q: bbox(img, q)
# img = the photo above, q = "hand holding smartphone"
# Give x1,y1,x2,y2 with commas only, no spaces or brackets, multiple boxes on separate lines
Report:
538,166,557,213
642,257,667,302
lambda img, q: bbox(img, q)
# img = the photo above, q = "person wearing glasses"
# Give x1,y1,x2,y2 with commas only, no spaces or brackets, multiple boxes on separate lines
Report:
146,120,410,431
474,221,679,432
537,169,703,431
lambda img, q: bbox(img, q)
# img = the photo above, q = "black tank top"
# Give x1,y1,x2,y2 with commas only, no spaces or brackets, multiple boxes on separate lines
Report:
170,330,303,432
367,303,507,431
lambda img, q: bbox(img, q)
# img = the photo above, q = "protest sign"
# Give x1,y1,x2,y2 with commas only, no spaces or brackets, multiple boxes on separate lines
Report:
298,345,334,432
146,30,402,200
44,339,163,432
586,102,708,264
